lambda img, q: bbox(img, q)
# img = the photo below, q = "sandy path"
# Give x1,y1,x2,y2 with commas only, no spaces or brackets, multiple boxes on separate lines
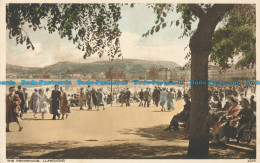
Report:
7,100,188,158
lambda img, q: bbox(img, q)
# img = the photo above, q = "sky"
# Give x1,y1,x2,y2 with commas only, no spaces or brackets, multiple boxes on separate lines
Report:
6,4,197,67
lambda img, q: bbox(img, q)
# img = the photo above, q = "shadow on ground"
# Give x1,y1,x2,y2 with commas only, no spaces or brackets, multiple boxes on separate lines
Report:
209,143,256,159
7,142,188,159
7,141,256,159
7,141,80,159
6,125,256,159
134,124,188,141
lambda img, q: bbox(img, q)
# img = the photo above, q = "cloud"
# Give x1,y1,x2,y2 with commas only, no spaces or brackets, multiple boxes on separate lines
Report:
120,32,189,66
7,31,189,67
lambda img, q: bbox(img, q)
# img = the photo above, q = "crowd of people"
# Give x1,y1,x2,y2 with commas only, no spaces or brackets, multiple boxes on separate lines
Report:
6,85,71,132
6,82,256,144
73,85,183,111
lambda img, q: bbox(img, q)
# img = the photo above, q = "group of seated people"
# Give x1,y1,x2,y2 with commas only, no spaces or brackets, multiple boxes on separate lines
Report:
211,96,255,144
163,93,256,144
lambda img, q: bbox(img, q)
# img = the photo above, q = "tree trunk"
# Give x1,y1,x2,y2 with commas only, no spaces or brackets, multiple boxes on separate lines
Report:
188,45,209,158
186,5,234,158
187,17,215,158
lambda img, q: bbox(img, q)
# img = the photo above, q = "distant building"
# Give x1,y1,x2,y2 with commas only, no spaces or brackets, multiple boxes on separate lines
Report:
125,72,147,80
83,74,92,79
30,73,43,79
6,73,17,78
56,74,69,79
42,72,50,79
49,74,57,79
69,73,81,78
148,66,171,80
105,71,124,79
148,66,159,79
208,67,255,81
92,73,105,79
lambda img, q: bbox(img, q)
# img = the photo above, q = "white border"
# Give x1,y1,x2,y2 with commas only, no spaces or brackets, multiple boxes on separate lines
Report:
0,0,259,163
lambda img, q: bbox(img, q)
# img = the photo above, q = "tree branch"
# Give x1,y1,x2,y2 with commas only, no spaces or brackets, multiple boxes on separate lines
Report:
187,4,205,18
207,4,234,21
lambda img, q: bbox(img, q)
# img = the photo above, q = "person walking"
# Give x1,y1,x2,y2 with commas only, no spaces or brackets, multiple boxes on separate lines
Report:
6,86,23,132
153,86,160,107
125,88,131,107
96,88,105,110
86,87,93,110
51,85,61,120
15,85,25,119
139,89,144,107
39,88,48,119
79,87,84,110
167,88,175,111
22,87,29,113
143,88,150,107
160,88,168,111
31,88,41,119
60,86,69,119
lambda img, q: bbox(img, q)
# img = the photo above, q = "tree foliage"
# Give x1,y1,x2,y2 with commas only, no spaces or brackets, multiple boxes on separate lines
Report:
142,4,255,69
143,4,197,38
6,3,122,59
210,4,256,69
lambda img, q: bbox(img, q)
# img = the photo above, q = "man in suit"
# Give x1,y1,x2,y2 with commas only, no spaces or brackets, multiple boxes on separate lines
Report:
51,85,61,120
22,87,29,113
125,88,131,107
153,86,160,107
139,89,144,107
144,88,151,107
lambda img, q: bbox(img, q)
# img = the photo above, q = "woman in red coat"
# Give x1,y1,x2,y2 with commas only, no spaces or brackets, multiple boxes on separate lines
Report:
212,96,241,143
6,86,23,132
60,87,69,119
219,97,241,143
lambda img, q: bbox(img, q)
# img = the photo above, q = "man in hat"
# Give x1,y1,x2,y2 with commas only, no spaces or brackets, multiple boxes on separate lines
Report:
153,86,160,107
143,88,151,107
164,94,191,131
250,95,256,111
139,88,144,107
51,84,61,120
22,87,29,113
85,85,93,110
125,88,131,107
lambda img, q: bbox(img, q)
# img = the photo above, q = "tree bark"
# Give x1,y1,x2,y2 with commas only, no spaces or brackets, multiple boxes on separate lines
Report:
187,4,234,158
187,20,211,158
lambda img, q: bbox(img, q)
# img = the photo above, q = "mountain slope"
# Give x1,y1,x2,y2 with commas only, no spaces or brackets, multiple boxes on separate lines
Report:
7,59,181,75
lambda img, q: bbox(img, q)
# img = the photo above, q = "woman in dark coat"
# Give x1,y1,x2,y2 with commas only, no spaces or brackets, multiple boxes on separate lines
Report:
96,88,105,110
91,88,98,109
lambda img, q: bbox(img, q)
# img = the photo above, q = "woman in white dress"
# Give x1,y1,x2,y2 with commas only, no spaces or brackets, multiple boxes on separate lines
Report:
160,88,168,111
39,88,48,119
